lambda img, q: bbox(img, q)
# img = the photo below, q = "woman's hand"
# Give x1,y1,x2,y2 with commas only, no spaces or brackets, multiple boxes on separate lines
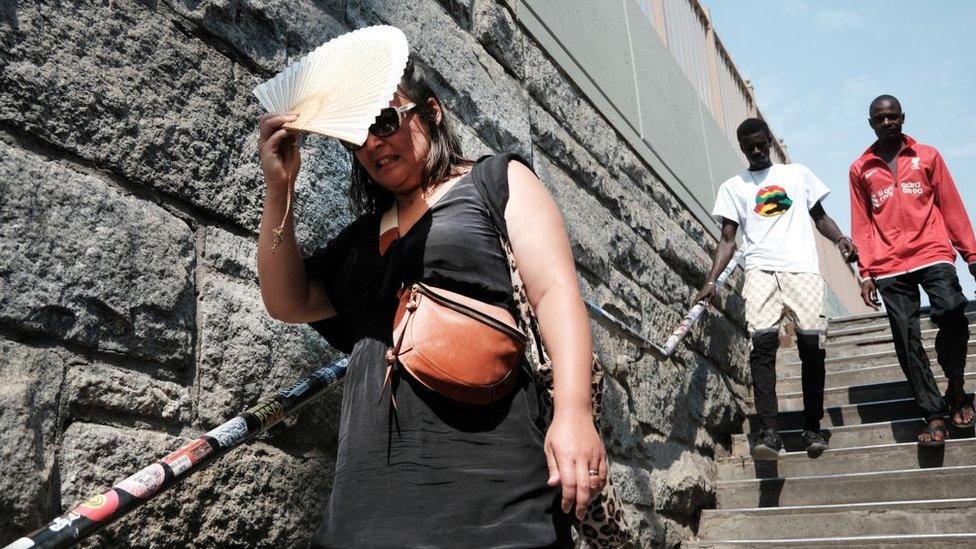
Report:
544,408,607,520
258,112,302,191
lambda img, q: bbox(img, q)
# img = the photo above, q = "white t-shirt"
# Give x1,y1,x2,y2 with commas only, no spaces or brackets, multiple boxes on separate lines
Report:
711,163,830,274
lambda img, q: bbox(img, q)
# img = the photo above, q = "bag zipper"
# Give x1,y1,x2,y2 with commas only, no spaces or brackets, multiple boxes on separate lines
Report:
412,283,528,346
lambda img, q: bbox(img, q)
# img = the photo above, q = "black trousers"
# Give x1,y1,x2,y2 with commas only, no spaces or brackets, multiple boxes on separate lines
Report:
750,331,825,431
876,263,970,421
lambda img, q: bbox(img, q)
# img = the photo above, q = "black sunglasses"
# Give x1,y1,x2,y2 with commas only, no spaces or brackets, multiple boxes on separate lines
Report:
342,102,416,151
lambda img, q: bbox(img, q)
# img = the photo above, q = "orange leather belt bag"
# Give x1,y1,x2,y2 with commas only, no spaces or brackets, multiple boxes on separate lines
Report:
385,282,528,405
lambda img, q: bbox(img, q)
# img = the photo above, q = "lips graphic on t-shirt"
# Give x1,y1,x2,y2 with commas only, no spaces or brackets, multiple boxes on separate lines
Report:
754,185,793,217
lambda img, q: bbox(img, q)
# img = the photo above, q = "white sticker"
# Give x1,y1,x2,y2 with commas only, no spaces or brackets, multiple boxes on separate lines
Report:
205,417,249,449
115,464,165,499
281,380,310,399
167,455,193,476
48,511,82,532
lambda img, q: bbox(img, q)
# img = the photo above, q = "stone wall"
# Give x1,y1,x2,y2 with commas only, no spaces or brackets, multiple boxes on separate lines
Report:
0,1,750,547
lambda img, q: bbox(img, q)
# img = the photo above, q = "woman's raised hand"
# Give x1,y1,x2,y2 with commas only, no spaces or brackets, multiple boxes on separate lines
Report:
544,409,607,521
258,112,302,191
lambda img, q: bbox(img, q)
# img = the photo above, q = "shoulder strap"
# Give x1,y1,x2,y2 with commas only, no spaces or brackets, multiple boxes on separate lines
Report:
470,152,534,240
473,155,634,547
469,154,552,368
378,207,399,256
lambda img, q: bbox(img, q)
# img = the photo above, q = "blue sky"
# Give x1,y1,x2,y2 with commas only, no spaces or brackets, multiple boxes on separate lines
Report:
704,0,976,303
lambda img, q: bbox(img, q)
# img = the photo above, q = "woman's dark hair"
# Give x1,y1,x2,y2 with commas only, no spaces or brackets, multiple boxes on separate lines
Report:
348,58,472,216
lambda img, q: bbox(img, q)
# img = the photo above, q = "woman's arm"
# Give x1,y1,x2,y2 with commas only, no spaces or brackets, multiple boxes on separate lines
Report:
255,112,335,323
504,160,604,520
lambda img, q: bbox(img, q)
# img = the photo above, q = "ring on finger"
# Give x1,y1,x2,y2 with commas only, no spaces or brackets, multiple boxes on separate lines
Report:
588,468,601,490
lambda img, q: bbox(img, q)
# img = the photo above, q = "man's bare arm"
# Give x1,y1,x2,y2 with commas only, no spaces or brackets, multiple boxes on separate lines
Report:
691,218,738,306
810,202,858,263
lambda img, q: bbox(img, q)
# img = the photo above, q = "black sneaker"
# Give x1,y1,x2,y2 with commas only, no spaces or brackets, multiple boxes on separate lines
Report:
801,429,828,452
752,428,785,461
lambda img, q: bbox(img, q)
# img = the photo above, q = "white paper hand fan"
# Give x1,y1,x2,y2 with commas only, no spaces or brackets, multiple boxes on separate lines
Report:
252,25,410,148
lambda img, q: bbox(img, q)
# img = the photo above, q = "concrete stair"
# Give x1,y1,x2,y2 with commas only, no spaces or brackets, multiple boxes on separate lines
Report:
775,356,976,394
715,465,976,508
777,371,976,411
692,307,976,547
718,439,976,481
826,309,975,344
776,341,976,377
699,498,976,539
688,534,976,547
734,418,975,453
821,302,976,334
778,316,976,362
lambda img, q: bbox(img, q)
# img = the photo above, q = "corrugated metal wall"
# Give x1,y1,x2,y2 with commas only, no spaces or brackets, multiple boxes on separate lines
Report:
662,0,712,110
715,55,753,150
643,0,789,164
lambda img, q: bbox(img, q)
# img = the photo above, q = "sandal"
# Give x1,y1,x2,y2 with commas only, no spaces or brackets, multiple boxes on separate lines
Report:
948,392,976,429
918,419,947,448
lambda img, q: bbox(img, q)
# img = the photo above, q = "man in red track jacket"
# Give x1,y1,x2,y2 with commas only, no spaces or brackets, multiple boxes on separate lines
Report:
851,94,976,447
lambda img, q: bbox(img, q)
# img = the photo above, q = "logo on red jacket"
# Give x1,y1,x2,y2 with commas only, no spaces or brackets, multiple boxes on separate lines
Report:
901,181,923,195
754,185,793,217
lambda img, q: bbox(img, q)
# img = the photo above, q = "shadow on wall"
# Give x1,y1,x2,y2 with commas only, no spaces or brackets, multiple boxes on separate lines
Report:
523,114,752,541
584,263,750,544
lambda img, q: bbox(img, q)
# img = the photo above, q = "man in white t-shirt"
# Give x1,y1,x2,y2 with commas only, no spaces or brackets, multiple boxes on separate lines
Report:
692,118,859,460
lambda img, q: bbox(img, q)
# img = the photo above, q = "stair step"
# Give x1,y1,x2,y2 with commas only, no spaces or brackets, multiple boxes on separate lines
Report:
748,397,926,432
700,498,976,540
777,342,976,377
778,323,976,362
825,310,891,330
718,438,976,481
699,303,976,547
825,319,927,345
687,532,976,548
777,375,975,412
776,357,976,394
716,465,976,509
824,302,976,332
822,310,976,345
733,418,976,456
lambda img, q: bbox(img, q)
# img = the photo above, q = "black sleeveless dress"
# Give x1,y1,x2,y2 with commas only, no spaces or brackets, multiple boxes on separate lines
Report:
305,153,573,548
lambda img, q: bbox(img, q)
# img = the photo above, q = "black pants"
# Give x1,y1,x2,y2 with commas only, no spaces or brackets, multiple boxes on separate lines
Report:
750,331,825,431
876,263,970,421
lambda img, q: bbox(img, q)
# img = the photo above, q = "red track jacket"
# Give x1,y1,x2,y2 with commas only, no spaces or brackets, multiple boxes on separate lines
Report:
850,135,976,279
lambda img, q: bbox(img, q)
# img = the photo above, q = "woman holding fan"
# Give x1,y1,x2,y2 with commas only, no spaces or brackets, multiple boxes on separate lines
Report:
255,57,625,547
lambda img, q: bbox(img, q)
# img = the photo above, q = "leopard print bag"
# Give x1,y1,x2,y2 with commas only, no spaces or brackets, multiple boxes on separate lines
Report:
471,153,633,546
495,232,635,548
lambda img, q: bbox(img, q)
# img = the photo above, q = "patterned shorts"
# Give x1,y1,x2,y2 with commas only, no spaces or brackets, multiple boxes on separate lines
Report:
742,270,826,335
